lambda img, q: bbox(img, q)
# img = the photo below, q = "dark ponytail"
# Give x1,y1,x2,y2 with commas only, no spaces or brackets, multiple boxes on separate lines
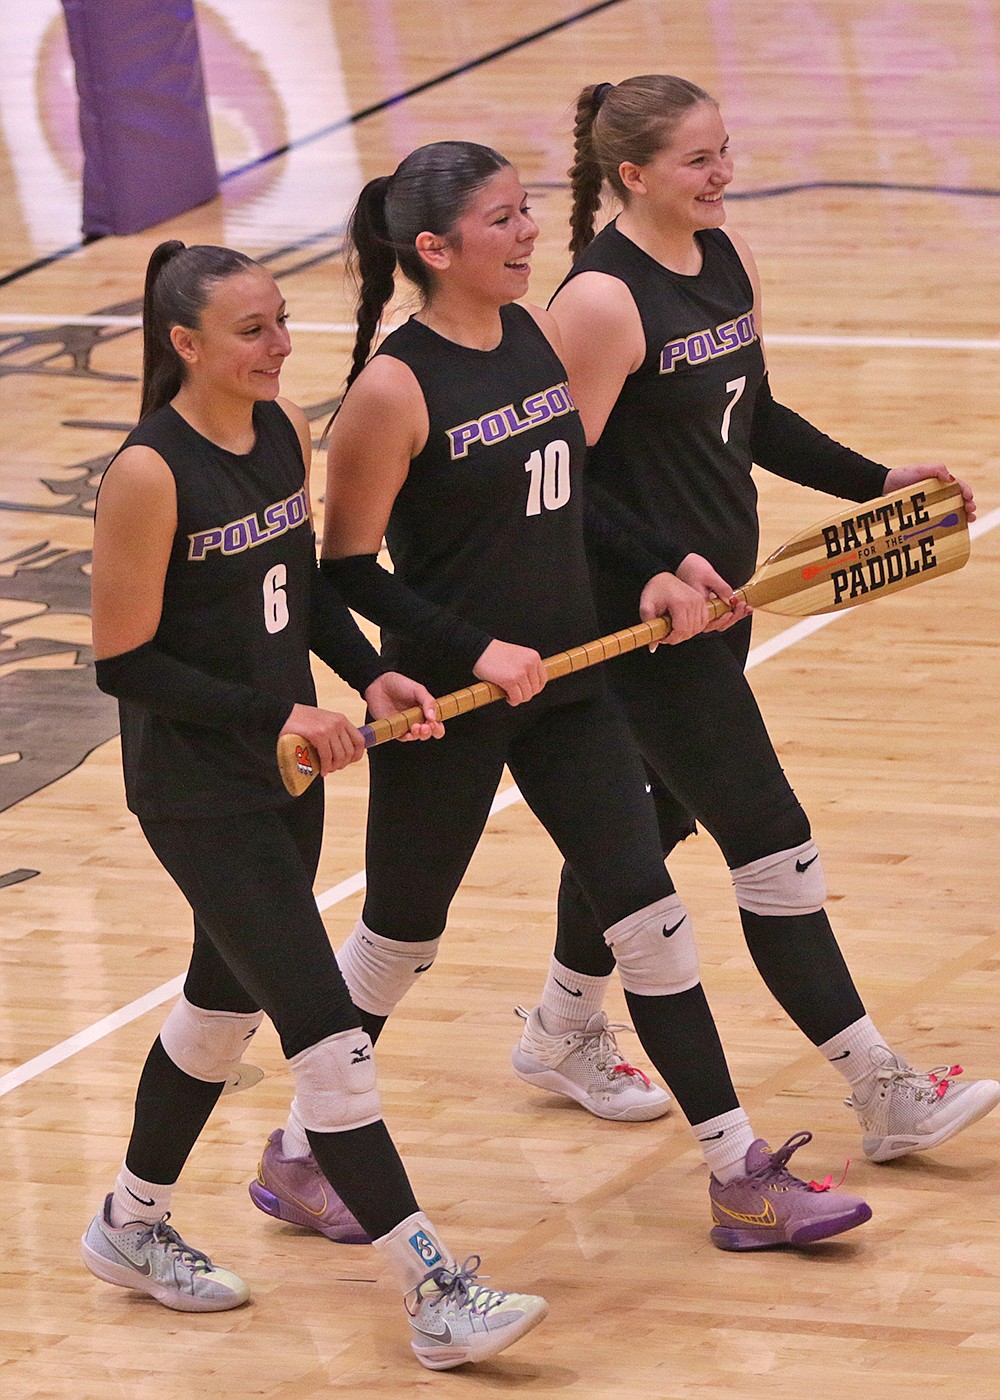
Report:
568,84,609,257
342,176,398,400
568,75,716,259
140,240,258,419
335,141,511,416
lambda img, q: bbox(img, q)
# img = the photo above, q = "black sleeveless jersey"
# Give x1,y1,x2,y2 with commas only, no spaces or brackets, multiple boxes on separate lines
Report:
114,400,316,819
559,222,766,589
374,304,597,692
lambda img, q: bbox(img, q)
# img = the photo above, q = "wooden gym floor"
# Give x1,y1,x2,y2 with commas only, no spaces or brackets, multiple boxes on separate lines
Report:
1,2,998,1396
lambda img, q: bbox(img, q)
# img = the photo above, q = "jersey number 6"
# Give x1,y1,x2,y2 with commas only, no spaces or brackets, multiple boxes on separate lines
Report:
263,563,289,634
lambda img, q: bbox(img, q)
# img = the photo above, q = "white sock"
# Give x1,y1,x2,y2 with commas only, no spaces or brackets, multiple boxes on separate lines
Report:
110,1163,174,1227
691,1108,755,1183
818,1015,888,1097
537,957,611,1035
280,1098,312,1160
372,1211,457,1296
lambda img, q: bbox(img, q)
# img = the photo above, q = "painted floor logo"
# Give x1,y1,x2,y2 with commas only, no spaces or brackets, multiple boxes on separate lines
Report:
0,542,119,814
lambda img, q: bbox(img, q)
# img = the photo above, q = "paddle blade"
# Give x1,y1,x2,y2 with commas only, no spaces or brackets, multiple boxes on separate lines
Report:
276,733,320,795
744,478,969,617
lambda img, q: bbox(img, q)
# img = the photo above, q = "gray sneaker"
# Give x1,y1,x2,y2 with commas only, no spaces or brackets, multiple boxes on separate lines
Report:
407,1257,547,1370
81,1195,249,1313
512,1004,671,1121
848,1049,1000,1162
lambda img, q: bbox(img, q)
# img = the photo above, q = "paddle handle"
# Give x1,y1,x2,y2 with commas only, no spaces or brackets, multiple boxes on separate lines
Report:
356,606,732,747
277,593,745,794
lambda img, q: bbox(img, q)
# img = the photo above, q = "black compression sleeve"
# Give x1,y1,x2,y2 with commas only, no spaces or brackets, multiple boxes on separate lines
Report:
95,641,292,734
750,373,888,501
310,565,389,695
584,477,689,579
320,555,493,671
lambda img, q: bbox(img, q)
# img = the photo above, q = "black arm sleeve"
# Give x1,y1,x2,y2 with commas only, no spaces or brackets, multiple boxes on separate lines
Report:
95,641,292,735
320,555,493,672
750,373,888,502
584,477,689,580
310,565,389,695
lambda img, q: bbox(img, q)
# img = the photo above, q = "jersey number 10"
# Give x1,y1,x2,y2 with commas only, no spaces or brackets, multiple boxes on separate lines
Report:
524,439,572,516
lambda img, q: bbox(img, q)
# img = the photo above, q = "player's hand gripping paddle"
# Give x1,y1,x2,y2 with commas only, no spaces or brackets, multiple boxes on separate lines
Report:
277,477,968,795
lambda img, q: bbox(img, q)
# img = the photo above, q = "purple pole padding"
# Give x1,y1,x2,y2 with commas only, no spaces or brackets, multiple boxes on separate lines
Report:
61,0,219,236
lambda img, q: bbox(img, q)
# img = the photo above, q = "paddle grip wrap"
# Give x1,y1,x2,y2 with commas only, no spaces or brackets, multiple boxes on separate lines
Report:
287,602,743,773
358,615,686,747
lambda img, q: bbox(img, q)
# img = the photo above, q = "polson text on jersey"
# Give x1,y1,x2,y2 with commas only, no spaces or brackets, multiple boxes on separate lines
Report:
659,312,757,374
187,485,309,561
447,381,576,460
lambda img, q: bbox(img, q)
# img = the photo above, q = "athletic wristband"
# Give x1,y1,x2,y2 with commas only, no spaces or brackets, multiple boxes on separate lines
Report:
320,554,493,672
95,640,292,735
585,478,688,579
310,565,389,696
750,373,888,501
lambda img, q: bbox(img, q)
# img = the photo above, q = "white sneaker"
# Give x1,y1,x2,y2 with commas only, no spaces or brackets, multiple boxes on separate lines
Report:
81,1195,249,1312
407,1256,547,1370
847,1048,1000,1162
512,1005,671,1122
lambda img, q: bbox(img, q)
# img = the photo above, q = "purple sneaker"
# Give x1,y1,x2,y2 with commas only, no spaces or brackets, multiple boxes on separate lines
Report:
248,1129,371,1244
709,1132,872,1251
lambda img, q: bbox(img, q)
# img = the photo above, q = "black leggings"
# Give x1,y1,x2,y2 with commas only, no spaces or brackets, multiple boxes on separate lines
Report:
607,616,805,868
141,782,356,1057
127,782,418,1239
363,683,674,939
362,681,741,1126
557,604,866,1043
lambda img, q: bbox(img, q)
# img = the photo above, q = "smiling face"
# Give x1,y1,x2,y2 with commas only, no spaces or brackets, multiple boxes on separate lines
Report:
170,266,291,403
620,101,733,235
419,164,539,307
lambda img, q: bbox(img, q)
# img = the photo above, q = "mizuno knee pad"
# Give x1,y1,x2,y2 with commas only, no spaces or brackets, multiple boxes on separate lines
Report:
289,1027,382,1133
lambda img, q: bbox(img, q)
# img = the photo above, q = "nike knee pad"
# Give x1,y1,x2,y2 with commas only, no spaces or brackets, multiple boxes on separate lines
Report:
337,919,440,1018
290,1027,382,1133
731,840,826,916
159,996,264,1084
604,894,700,996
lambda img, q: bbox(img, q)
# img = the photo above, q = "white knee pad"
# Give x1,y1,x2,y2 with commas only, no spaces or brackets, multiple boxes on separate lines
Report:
159,996,264,1084
336,919,441,1018
290,1027,382,1133
731,840,827,916
604,894,700,996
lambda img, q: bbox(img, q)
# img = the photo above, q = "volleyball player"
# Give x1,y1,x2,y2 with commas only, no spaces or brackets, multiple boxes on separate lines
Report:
252,141,873,1254
509,76,999,1166
82,240,549,1371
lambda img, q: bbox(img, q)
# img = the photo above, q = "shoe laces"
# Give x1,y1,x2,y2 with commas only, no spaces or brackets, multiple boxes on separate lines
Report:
411,1257,507,1318
147,1214,214,1277
573,1020,652,1086
514,1005,651,1084
747,1132,847,1194
875,1057,964,1101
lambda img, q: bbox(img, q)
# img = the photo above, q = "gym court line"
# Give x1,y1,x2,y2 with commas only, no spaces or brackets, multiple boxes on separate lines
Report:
1,314,999,355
